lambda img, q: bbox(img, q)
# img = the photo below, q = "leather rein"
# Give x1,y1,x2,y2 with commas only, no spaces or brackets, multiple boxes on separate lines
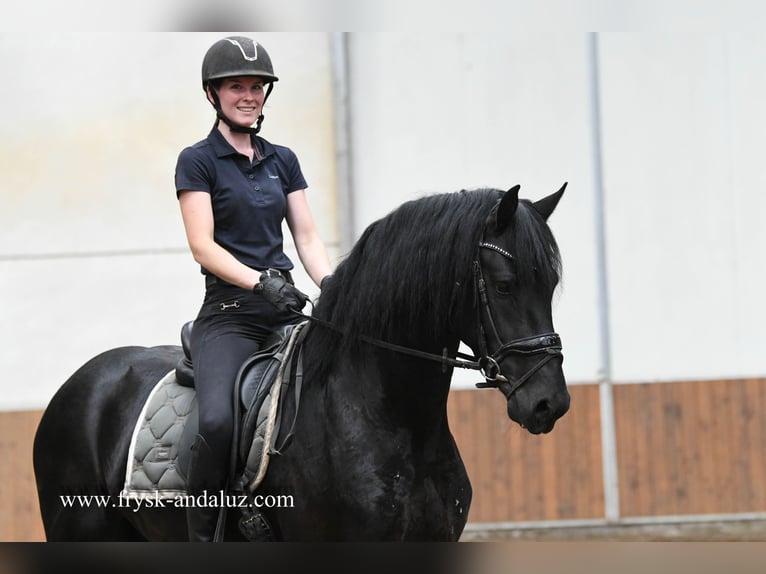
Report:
297,241,563,399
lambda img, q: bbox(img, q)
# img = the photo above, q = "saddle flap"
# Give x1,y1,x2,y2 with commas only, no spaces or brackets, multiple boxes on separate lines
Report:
238,321,309,490
238,324,299,409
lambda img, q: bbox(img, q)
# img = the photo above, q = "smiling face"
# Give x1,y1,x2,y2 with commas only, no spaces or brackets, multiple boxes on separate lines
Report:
208,76,267,128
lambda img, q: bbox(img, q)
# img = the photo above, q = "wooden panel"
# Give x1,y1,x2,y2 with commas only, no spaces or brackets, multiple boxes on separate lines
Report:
0,410,45,541
8,378,766,538
614,378,766,517
447,385,604,523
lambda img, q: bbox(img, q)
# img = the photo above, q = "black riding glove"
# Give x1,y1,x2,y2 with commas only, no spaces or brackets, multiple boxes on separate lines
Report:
253,271,310,312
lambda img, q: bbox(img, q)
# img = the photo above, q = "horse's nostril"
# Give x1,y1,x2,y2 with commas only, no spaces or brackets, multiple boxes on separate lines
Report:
534,399,551,416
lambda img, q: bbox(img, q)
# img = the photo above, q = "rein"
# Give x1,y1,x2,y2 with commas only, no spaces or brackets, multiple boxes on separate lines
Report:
293,242,562,399
295,310,484,373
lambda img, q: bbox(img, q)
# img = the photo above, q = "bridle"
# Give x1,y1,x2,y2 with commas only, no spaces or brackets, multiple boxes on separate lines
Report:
471,240,563,399
297,238,563,400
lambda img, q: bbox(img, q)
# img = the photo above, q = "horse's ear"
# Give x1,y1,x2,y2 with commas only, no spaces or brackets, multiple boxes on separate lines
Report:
532,182,567,221
494,185,520,232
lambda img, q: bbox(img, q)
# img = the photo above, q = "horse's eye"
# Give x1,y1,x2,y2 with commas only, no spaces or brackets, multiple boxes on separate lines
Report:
496,282,512,296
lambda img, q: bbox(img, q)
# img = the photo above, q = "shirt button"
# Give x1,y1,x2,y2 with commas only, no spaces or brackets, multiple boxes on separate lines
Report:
248,175,254,179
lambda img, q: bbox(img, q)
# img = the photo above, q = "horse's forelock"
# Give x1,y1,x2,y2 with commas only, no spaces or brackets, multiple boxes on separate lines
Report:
512,200,562,292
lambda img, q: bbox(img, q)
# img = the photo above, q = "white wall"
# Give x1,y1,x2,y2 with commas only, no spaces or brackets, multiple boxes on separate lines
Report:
599,34,766,382
0,33,339,410
347,33,603,387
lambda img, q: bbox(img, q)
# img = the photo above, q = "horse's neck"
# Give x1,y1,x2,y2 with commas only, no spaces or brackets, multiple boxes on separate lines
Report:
335,347,455,422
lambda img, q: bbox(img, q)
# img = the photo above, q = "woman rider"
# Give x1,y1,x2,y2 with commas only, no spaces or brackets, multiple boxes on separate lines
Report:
175,36,333,541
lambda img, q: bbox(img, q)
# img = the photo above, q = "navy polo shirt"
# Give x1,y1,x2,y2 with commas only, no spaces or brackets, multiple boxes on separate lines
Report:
175,129,307,273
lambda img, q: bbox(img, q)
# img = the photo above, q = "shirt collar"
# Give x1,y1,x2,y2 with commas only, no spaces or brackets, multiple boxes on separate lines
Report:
207,127,275,160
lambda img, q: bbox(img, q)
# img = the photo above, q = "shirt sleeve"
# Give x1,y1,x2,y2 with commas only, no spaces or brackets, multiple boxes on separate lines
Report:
175,146,214,197
280,148,308,194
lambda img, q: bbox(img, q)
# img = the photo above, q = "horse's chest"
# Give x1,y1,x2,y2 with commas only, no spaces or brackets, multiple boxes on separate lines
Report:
329,448,470,540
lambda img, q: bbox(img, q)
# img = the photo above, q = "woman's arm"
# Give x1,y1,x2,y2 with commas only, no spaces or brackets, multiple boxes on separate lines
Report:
178,190,261,290
285,190,333,287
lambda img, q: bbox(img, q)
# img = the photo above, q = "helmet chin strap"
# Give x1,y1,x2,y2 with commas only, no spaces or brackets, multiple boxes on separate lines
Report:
209,82,273,136
215,112,264,135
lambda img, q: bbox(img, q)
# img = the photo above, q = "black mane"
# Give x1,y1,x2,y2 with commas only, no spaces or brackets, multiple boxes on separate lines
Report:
310,188,561,370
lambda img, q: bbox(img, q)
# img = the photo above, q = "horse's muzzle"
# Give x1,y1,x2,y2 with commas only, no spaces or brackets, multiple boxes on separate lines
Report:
506,373,570,434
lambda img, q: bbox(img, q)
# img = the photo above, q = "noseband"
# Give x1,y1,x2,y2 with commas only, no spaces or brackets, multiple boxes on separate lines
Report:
472,241,563,399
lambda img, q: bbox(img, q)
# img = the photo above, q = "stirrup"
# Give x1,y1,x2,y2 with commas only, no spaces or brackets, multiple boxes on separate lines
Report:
238,507,274,541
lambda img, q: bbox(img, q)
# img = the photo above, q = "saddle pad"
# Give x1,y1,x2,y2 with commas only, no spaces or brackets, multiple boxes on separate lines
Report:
122,370,197,500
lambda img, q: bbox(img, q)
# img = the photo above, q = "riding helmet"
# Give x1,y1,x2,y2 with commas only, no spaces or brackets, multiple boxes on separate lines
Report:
201,36,278,135
201,36,279,90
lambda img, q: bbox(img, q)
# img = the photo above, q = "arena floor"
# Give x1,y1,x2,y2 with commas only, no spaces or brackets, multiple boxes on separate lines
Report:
461,519,766,541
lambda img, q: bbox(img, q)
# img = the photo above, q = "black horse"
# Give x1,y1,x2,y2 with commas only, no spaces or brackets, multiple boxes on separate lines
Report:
33,184,569,541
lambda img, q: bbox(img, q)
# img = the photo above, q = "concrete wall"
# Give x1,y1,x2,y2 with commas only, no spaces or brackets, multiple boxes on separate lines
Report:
348,33,603,388
598,34,766,382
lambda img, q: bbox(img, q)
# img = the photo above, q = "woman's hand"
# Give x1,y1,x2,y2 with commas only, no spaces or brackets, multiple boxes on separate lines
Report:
253,271,310,312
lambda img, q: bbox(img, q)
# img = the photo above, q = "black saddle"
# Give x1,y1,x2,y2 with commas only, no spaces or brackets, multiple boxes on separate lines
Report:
171,319,309,541
174,319,308,470
175,321,195,387
174,321,299,399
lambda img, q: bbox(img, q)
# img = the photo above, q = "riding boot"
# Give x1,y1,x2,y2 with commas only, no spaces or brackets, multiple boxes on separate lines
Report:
185,434,227,542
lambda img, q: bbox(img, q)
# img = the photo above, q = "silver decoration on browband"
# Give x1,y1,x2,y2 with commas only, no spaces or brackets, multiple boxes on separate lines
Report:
479,242,514,260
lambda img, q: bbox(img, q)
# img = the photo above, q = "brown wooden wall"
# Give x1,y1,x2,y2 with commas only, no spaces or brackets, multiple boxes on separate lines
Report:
0,410,45,541
3,377,766,540
614,378,766,517
447,384,605,523
448,377,766,524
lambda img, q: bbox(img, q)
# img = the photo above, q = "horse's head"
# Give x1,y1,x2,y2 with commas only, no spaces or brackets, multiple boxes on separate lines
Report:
463,183,570,434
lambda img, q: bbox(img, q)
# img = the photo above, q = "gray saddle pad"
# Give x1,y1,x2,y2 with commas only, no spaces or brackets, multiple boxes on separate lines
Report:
122,371,197,500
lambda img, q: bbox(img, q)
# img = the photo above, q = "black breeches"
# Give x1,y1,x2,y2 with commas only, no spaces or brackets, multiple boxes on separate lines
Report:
188,282,299,489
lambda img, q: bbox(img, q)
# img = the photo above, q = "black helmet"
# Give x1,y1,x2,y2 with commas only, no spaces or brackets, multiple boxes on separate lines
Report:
202,36,278,135
202,36,279,89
